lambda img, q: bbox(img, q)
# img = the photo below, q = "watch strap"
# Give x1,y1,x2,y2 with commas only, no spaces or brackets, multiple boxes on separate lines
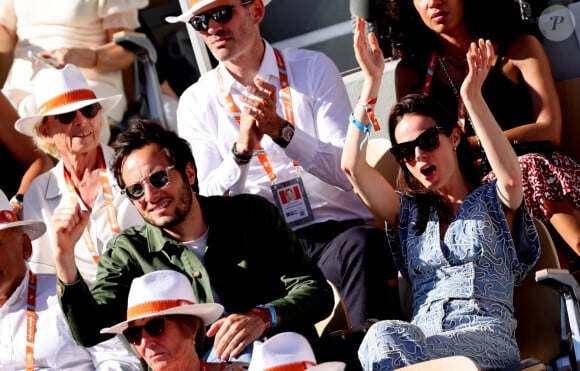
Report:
232,142,252,165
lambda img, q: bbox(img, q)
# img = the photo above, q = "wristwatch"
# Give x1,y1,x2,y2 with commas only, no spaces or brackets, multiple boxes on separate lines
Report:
273,121,295,148
231,142,252,165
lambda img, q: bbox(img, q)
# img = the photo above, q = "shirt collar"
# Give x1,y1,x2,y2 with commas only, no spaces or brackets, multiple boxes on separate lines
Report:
1,265,30,312
216,41,279,95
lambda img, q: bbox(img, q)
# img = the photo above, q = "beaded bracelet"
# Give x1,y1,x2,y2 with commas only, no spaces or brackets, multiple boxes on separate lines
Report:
357,97,381,131
349,113,372,150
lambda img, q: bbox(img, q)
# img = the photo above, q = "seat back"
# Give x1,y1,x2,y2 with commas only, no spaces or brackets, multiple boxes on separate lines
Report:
514,218,562,364
315,280,351,338
394,356,481,371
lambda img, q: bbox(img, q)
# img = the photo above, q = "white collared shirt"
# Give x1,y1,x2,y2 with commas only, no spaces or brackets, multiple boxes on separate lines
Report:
0,267,142,370
24,145,144,282
177,42,373,228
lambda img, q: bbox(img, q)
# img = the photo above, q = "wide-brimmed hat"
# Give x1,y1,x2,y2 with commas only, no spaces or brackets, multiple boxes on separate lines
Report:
166,0,271,24
0,189,46,240
14,64,122,137
100,270,224,334
248,332,346,371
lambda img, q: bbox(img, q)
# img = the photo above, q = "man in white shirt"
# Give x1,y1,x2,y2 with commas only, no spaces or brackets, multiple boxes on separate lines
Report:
0,188,142,370
167,0,401,332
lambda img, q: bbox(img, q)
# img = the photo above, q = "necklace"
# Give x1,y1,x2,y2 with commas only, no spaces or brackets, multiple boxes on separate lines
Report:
437,55,461,99
435,55,471,130
439,55,467,69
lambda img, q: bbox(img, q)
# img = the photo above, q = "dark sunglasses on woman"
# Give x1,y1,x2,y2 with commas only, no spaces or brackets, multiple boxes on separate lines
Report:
390,127,444,163
188,0,254,31
123,317,166,345
54,103,102,125
122,165,175,201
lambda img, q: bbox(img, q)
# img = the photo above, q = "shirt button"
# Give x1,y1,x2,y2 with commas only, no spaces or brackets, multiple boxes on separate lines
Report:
192,271,201,278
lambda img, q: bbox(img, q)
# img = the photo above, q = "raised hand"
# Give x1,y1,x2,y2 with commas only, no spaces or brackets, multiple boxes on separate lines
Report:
353,17,385,81
460,39,495,100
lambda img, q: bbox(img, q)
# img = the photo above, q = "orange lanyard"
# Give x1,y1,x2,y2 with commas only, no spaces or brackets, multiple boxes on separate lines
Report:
63,147,120,263
424,52,467,132
25,271,37,371
217,48,298,183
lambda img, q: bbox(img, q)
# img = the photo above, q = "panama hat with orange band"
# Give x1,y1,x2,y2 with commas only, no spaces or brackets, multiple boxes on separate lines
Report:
14,64,122,137
166,0,271,24
100,270,224,334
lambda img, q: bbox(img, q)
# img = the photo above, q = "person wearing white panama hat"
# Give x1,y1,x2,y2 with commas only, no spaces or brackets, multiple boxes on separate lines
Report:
249,332,345,371
101,270,224,371
169,0,403,360
0,187,142,370
16,63,143,282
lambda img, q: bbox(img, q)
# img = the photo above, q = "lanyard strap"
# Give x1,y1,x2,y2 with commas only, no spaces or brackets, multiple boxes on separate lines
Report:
62,147,121,263
217,48,298,182
25,271,37,371
424,52,467,132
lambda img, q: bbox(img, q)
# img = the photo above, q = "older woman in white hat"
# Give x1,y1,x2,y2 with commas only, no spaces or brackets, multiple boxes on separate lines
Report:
0,187,142,370
14,64,143,282
102,270,225,371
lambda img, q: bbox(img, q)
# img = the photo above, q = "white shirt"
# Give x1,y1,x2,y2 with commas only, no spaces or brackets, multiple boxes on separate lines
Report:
177,42,373,228
24,146,144,282
0,268,142,370
0,0,148,122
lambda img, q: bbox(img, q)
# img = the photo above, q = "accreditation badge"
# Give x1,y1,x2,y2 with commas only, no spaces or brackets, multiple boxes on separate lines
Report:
271,177,314,228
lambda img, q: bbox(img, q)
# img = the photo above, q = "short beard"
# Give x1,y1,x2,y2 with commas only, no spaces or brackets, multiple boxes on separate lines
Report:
146,181,193,229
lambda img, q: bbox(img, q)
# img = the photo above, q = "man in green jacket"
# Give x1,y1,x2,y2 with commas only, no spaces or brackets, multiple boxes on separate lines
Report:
53,120,332,361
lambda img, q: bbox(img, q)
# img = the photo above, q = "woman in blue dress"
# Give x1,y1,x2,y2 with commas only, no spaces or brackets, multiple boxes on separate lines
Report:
341,18,541,370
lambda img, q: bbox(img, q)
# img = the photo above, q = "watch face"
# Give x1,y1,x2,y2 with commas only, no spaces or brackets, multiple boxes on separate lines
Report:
281,125,294,141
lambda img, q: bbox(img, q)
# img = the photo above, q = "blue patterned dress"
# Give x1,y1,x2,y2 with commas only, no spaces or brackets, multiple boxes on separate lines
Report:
358,181,540,370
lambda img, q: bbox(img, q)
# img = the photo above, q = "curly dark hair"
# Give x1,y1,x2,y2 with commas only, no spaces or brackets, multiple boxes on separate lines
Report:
388,94,481,232
382,0,538,60
110,120,199,194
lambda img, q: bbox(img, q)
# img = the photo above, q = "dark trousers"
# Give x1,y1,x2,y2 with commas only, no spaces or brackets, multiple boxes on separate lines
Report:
295,219,402,327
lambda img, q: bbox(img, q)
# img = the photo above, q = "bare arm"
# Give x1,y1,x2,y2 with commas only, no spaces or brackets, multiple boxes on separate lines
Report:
461,40,523,211
0,25,17,53
501,34,562,147
342,17,401,228
0,91,42,167
38,28,135,74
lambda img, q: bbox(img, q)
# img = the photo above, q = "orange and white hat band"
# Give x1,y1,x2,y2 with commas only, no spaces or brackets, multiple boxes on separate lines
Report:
38,89,97,115
127,299,195,319
264,361,317,371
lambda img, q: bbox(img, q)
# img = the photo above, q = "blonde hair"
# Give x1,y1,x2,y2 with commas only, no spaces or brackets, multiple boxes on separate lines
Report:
32,113,108,159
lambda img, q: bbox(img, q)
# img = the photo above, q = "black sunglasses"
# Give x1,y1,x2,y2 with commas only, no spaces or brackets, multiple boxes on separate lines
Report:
122,165,175,201
53,103,102,125
390,127,444,163
188,0,254,31
123,317,166,345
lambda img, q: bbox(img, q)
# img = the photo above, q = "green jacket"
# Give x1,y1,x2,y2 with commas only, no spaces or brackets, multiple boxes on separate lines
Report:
58,194,333,346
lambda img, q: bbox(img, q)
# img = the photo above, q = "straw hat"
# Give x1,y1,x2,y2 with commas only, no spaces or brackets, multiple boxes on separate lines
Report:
0,189,46,240
248,332,346,371
14,64,122,137
166,0,271,24
100,270,224,334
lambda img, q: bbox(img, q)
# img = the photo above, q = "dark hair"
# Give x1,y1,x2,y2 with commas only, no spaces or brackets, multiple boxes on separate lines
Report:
166,315,205,355
383,0,538,61
388,94,481,232
111,120,199,194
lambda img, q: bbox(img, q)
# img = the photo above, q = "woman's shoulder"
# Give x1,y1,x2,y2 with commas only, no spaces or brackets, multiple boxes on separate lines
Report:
502,33,546,60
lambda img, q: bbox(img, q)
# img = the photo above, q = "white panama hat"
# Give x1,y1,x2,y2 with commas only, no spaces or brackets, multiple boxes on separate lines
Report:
100,270,224,334
0,189,46,240
166,0,271,24
249,332,346,371
14,64,122,137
